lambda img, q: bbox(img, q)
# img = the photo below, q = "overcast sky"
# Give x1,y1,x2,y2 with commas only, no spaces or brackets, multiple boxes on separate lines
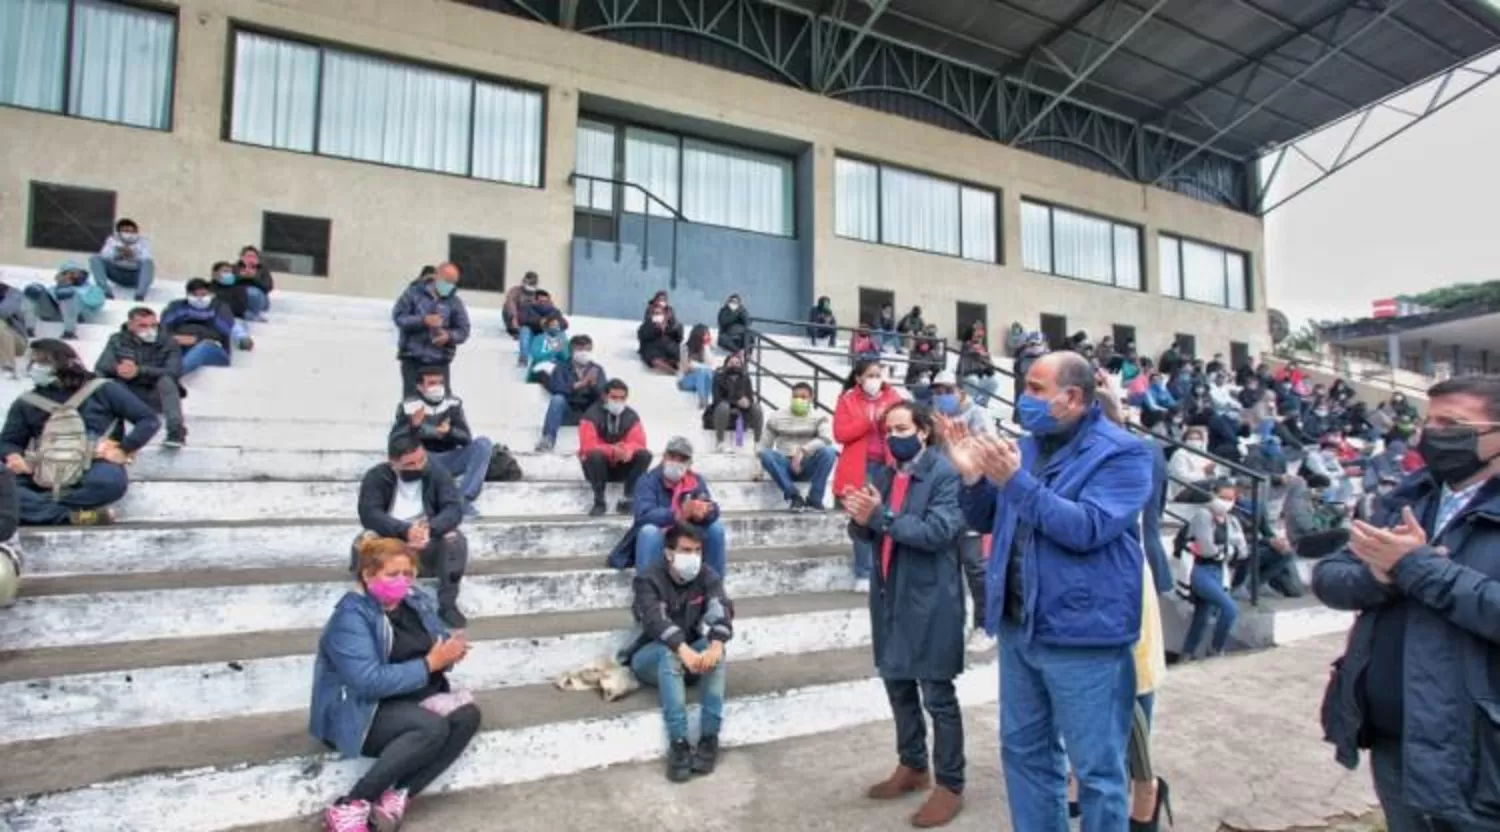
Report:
1263,63,1500,327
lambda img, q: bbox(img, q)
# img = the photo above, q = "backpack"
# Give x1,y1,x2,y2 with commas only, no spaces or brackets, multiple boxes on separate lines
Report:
20,379,110,496
484,444,523,482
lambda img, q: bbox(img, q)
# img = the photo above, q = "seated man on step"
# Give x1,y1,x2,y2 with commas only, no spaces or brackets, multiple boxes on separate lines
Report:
356,429,470,629
89,217,156,301
516,289,567,369
161,278,253,377
607,436,726,577
396,367,493,519
619,523,733,783
502,270,540,338
537,335,607,452
579,379,652,517
2,339,160,526
95,307,188,449
757,382,835,512
22,261,105,340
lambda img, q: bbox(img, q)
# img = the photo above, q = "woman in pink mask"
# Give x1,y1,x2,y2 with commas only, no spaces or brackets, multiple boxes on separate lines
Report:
310,536,480,832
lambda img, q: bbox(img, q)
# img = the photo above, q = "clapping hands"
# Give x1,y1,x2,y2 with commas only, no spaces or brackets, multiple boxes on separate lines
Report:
937,416,1021,485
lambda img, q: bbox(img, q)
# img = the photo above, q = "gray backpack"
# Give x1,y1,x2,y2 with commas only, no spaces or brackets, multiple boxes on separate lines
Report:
20,378,110,496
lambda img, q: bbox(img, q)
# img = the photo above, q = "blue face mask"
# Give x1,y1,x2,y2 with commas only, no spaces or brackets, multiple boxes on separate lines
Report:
216,271,235,285
934,393,961,416
1015,393,1063,435
433,280,456,298
887,433,923,463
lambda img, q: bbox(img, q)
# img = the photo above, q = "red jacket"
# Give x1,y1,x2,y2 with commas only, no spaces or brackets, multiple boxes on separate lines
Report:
578,405,647,460
832,385,903,497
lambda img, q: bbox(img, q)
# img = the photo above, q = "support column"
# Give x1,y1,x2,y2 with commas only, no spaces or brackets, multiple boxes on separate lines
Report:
1386,332,1401,372
1421,339,1433,377
1453,344,1463,376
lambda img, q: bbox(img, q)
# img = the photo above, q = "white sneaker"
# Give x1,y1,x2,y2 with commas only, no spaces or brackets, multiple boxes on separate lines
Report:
716,440,732,454
966,629,997,654
853,577,870,594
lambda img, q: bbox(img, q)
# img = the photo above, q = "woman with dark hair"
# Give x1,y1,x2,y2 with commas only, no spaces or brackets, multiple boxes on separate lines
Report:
834,359,905,591
716,294,751,353
678,324,715,408
637,302,683,374
845,401,967,828
709,352,764,452
234,245,275,321
0,339,159,526
958,322,1000,406
311,535,480,832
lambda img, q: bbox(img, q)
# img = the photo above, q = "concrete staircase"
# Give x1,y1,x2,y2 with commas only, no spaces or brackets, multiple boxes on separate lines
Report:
0,265,1347,831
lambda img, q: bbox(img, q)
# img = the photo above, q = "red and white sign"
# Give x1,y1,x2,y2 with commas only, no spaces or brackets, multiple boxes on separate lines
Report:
1372,298,1398,318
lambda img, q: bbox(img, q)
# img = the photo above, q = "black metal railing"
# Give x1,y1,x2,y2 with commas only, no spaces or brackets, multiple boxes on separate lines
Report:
568,172,685,289
748,316,1275,604
742,328,846,415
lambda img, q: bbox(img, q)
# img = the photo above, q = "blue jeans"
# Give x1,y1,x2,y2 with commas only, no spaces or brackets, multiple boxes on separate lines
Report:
887,678,965,792
629,637,726,742
1182,561,1238,656
17,462,130,525
636,522,726,578
245,286,270,318
964,374,999,407
677,367,713,406
23,283,87,333
1000,623,1136,832
541,394,571,442
180,341,231,376
757,447,836,506
89,255,155,300
518,326,537,360
876,328,900,352
850,460,882,579
428,438,493,503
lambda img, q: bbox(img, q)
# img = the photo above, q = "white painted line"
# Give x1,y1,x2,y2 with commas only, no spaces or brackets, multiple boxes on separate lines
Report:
0,661,1001,832
1,607,870,744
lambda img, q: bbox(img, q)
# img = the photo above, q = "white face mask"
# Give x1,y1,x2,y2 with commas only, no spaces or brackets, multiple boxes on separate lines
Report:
421,385,446,403
663,461,688,482
651,315,665,325
671,551,702,583
118,232,139,244
861,378,883,397
27,364,56,387
1185,438,1207,451
604,400,626,416
137,327,159,343
1210,498,1234,517
573,351,592,366
187,295,212,310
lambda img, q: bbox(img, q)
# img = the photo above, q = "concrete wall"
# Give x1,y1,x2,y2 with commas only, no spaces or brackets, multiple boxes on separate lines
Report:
0,0,1268,355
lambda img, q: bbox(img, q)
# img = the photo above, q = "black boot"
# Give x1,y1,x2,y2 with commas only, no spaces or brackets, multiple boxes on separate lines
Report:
691,735,719,775
588,499,606,517
667,738,693,783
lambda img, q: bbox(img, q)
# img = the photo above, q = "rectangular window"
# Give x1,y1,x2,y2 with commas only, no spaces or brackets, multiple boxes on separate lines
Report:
834,155,998,263
573,118,615,211
1158,233,1252,311
1040,313,1068,352
682,137,793,237
622,126,679,218
0,0,175,129
1112,324,1136,351
858,287,895,331
956,302,987,346
1021,199,1141,290
27,180,115,252
261,211,330,277
228,29,543,187
1175,333,1197,359
1230,341,1251,372
448,234,506,294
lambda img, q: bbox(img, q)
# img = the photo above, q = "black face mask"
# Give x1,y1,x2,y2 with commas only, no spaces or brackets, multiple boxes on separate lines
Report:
1418,425,1500,487
396,466,426,483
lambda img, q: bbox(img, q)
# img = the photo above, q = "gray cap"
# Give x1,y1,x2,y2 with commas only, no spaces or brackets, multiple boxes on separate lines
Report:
665,436,694,459
932,370,957,387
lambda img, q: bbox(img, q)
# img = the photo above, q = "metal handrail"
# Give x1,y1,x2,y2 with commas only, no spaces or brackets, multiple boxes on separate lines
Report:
1266,350,1431,399
568,172,684,290
743,328,847,416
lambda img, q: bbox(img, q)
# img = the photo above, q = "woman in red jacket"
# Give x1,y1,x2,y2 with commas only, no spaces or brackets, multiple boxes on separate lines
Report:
834,358,905,591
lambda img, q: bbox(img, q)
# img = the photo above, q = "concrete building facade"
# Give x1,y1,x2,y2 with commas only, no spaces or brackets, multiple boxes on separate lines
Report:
0,0,1269,359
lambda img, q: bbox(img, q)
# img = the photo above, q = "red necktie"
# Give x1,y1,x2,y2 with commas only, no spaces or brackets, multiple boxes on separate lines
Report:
880,472,912,580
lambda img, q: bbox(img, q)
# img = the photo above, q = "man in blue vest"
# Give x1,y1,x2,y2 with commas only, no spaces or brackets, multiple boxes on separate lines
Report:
951,351,1152,832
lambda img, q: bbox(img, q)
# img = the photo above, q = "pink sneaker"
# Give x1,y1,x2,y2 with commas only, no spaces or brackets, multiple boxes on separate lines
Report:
323,800,371,832
371,788,409,832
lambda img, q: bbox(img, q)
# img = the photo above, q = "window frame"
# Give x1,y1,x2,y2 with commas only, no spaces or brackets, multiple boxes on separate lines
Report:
447,233,507,294
575,112,799,239
260,210,332,278
26,180,117,252
0,0,179,132
833,152,1002,265
223,22,548,189
1157,232,1254,312
1019,198,1143,291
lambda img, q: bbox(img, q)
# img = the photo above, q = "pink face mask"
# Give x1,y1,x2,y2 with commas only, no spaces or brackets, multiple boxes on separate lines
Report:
366,575,412,606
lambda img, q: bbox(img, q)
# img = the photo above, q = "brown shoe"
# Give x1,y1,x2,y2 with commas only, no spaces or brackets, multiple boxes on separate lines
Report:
867,764,930,800
910,786,963,828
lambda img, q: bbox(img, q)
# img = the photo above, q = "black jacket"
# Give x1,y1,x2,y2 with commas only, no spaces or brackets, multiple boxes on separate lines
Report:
391,397,473,454
95,327,184,388
619,558,734,664
357,463,463,540
0,378,160,456
711,367,754,409
0,468,18,542
234,262,275,294
717,305,750,352
209,281,254,320
637,318,683,365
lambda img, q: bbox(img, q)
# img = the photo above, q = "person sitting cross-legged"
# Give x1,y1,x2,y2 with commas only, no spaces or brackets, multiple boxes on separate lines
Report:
709,352,764,454
161,278,253,377
524,310,570,387
356,430,470,629
807,295,837,347
716,293,750,353
95,307,188,448
757,382,835,512
579,379,652,517
396,368,493,519
537,336,607,452
89,217,155,301
607,436,726,576
620,523,733,783
502,271,541,338
2,339,160,526
638,301,683,374
311,535,480,832
23,261,105,340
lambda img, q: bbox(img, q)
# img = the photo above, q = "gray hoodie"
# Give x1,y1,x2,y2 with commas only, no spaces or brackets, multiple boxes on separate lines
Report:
98,233,152,268
1187,505,1248,562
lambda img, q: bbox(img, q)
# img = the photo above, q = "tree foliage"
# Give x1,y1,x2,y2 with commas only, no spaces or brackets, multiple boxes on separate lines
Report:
1406,280,1500,311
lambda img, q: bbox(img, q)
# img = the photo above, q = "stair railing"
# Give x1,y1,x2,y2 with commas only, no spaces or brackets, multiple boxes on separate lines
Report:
567,172,686,290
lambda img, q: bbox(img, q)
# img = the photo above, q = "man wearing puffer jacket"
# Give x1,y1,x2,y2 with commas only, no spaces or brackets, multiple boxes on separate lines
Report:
392,263,470,398
96,307,187,448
